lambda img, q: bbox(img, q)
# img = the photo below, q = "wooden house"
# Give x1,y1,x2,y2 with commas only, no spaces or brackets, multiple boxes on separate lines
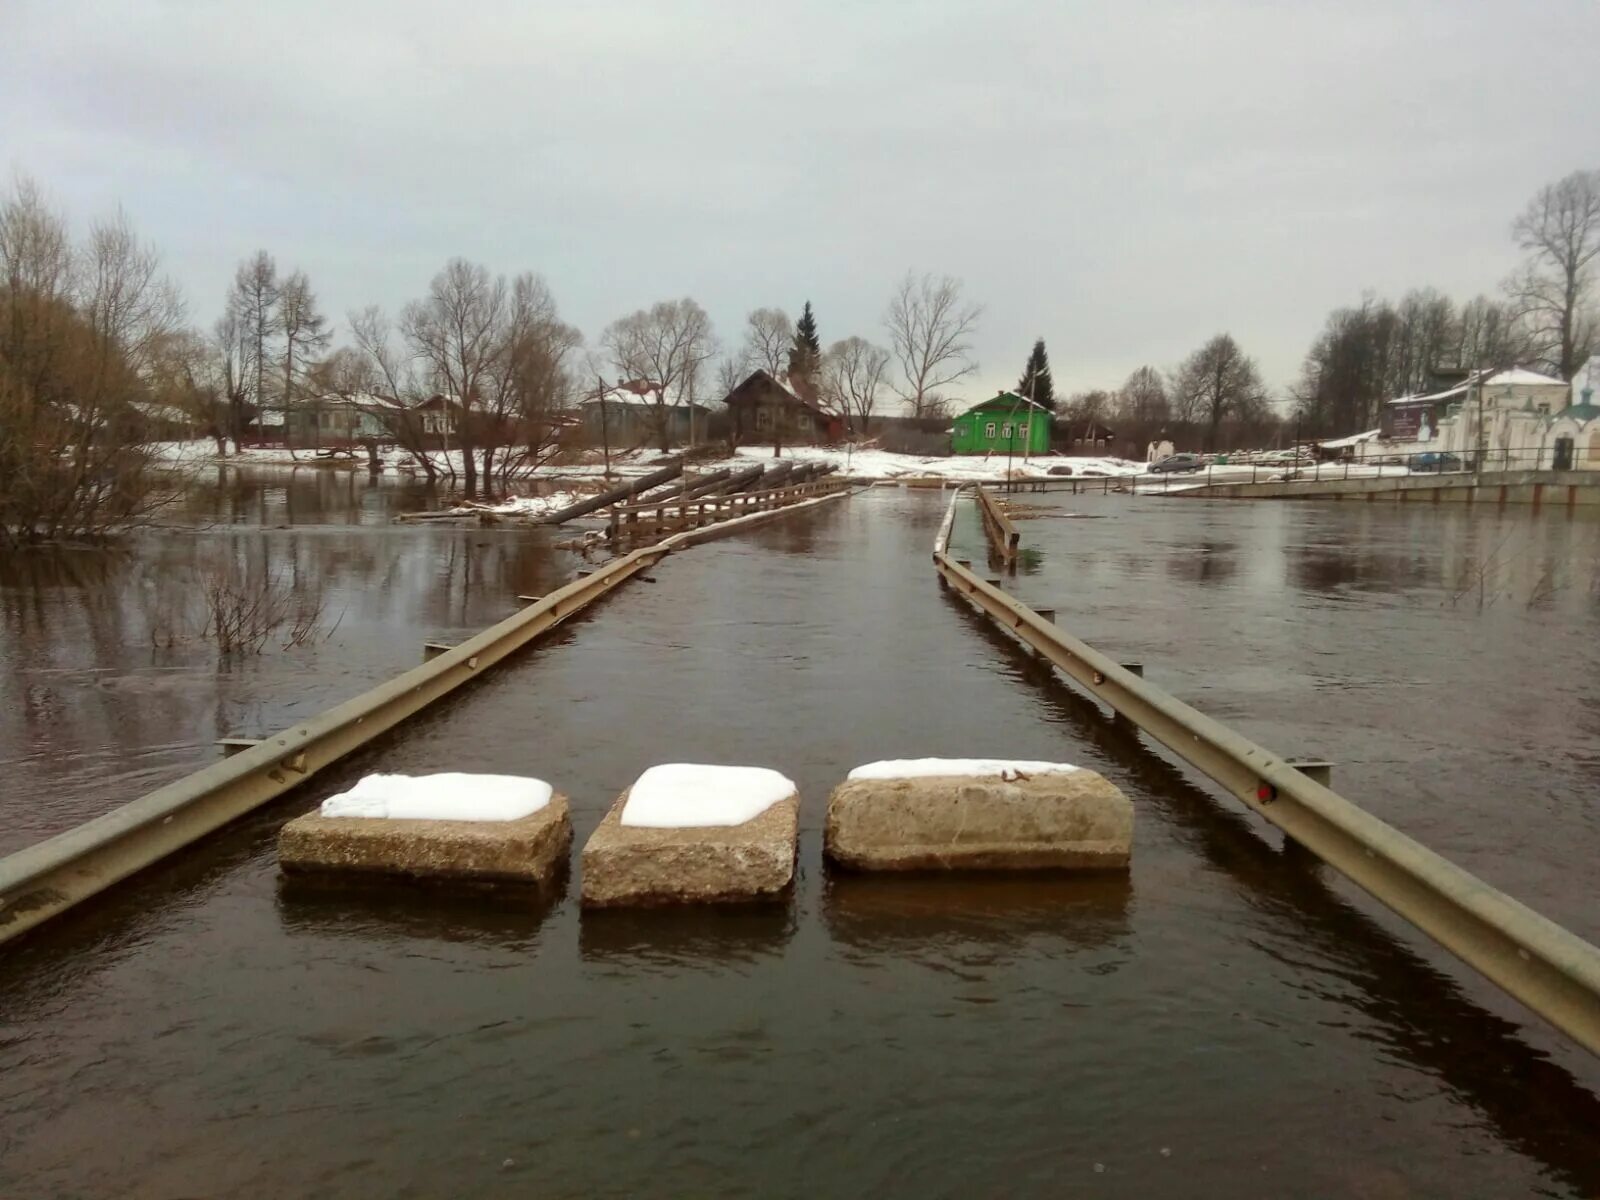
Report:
723,370,843,445
951,392,1052,455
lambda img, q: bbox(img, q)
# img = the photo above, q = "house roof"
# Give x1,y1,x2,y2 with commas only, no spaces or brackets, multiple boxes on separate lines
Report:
579,395,711,413
723,369,834,419
1483,367,1565,388
958,390,1051,417
1316,428,1381,449
1387,366,1567,406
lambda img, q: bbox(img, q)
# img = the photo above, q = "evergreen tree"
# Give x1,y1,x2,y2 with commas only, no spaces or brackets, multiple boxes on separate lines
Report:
787,300,821,399
1016,337,1055,411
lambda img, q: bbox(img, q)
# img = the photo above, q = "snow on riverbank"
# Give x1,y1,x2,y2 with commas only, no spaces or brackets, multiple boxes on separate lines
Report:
720,445,1144,483
438,491,582,519
148,438,1145,486
1130,462,1417,494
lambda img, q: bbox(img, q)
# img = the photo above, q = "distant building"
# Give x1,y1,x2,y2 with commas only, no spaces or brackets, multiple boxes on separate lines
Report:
951,392,1052,455
1547,356,1600,470
723,370,842,445
1379,367,1570,467
579,394,711,448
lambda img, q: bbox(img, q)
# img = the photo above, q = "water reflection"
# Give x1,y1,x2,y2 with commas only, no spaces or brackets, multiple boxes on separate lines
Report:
0,467,576,852
1164,539,1238,584
823,872,1130,955
275,873,565,944
579,904,795,967
946,589,1600,1194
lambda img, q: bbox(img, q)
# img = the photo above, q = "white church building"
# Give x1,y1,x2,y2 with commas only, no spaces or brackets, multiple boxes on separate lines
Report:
1372,361,1600,470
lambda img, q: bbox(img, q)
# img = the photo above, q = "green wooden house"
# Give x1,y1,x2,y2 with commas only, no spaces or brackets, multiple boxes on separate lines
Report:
951,392,1052,455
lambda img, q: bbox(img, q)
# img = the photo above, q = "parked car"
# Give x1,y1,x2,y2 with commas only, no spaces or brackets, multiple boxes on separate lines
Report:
1411,451,1463,473
1149,453,1205,473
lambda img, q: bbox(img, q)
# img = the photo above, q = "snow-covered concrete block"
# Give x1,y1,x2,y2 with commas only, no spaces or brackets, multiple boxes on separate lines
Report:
824,759,1132,871
581,764,799,906
279,772,571,885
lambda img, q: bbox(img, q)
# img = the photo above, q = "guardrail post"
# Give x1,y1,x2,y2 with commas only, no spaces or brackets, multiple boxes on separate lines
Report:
422,641,453,661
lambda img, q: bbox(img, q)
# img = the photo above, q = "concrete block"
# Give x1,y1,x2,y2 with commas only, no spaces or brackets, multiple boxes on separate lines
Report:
581,789,799,907
279,793,572,885
825,766,1131,872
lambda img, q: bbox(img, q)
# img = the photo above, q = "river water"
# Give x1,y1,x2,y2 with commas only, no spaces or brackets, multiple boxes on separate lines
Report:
2,468,1598,1198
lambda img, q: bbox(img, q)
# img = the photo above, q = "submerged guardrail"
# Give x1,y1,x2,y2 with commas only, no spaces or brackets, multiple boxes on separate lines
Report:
973,486,1019,567
934,487,1600,1056
0,487,854,945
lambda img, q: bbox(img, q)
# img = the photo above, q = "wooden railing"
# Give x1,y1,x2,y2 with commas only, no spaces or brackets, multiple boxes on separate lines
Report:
607,473,848,542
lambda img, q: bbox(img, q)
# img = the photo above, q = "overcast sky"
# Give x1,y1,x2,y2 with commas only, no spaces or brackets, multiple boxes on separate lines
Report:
4,0,1594,404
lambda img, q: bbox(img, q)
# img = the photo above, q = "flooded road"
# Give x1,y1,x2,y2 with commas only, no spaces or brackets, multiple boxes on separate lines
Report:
2,478,1599,1198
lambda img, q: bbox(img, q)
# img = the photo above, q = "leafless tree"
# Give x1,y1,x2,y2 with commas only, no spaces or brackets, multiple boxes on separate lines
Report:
742,307,792,376
1062,389,1112,439
278,269,331,437
1455,295,1529,371
1116,366,1169,425
715,348,754,398
820,336,890,434
307,346,378,399
350,304,444,483
1505,169,1600,380
400,258,510,498
480,272,581,487
0,176,181,544
81,208,184,377
601,297,716,453
227,251,281,435
211,310,251,450
1171,333,1267,450
884,271,982,419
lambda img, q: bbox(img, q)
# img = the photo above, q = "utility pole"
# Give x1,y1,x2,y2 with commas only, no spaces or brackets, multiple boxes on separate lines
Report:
1473,366,1485,484
595,374,613,480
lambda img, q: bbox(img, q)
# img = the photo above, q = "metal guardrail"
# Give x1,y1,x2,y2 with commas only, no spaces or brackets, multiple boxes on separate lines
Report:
0,487,854,945
934,487,1600,1055
974,486,1019,567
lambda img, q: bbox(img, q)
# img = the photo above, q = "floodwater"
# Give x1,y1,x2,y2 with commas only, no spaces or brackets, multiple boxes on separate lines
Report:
2,470,1599,1198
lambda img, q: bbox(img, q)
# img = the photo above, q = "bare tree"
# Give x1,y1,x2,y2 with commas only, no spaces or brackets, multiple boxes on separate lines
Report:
601,297,715,453
400,258,510,498
1171,333,1266,450
306,346,378,399
227,251,281,436
480,272,581,487
1456,294,1529,371
743,307,792,376
211,310,251,450
884,271,982,418
350,304,444,483
715,348,754,398
820,336,890,434
0,176,180,544
278,269,331,438
81,208,184,378
1116,366,1168,425
1505,169,1600,379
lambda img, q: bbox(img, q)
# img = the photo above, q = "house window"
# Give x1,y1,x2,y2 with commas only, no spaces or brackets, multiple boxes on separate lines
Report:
985,422,997,438
756,407,771,430
1018,423,1029,437
1001,423,1013,438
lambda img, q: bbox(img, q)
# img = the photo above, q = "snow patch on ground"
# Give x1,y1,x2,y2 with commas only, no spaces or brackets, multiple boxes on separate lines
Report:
319,772,553,821
441,492,580,518
848,758,1080,782
721,446,1145,483
620,763,796,828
